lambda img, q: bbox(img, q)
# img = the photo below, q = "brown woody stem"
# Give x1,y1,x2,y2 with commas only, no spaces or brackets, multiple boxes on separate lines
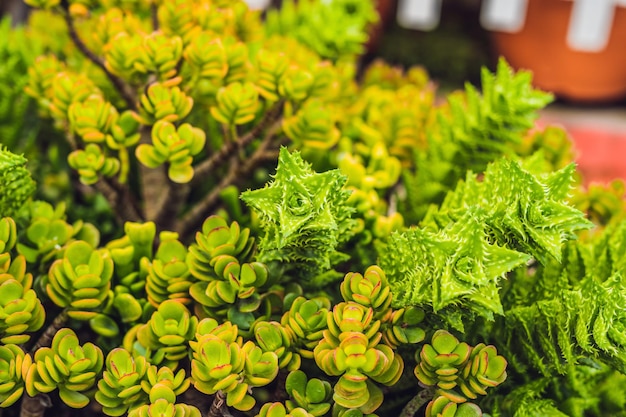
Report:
176,126,282,239
206,391,232,417
399,386,437,417
61,3,136,110
154,181,190,232
191,102,284,187
30,309,68,354
19,394,51,417
138,126,169,222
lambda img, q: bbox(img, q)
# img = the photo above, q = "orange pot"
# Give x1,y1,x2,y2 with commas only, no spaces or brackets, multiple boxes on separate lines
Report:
491,0,626,103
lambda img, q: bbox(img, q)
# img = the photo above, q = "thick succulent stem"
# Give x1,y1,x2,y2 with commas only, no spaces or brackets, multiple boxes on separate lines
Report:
206,391,232,417
19,394,51,417
175,127,283,239
29,309,68,353
60,1,136,110
138,125,169,222
154,180,190,231
399,386,437,417
191,103,284,187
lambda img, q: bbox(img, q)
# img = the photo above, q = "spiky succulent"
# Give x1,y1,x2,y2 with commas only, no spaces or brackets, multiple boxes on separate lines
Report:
241,147,356,280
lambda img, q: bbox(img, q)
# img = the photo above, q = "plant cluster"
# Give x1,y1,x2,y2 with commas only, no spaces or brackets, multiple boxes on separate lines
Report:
1,0,626,417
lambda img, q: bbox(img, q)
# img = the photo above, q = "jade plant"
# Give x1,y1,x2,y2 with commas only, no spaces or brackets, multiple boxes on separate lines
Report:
0,0,625,416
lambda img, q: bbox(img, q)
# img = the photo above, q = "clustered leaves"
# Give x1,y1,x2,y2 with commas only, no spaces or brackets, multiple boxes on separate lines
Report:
2,0,625,416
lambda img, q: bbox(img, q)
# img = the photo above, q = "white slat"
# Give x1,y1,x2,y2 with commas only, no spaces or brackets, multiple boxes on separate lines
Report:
396,0,442,30
567,0,616,51
480,0,528,32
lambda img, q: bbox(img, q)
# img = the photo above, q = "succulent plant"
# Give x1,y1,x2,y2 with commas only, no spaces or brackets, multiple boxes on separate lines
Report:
128,398,201,417
0,257,45,344
25,328,104,408
68,94,119,143
211,81,260,126
135,82,193,125
415,330,507,415
135,32,183,80
16,201,99,266
425,395,483,417
191,332,278,412
280,296,329,359
136,121,206,183
0,148,36,218
284,370,332,416
186,215,255,281
457,343,507,400
145,233,193,307
0,217,17,255
314,302,403,413
414,330,472,392
254,320,300,371
68,143,121,185
257,402,315,417
45,240,113,320
0,343,32,407
133,300,198,366
95,348,150,416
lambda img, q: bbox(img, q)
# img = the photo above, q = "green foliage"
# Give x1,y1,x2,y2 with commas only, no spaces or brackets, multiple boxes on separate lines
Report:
2,0,626,416
0,148,36,218
415,330,507,416
25,328,104,408
190,318,279,411
381,158,592,329
45,240,113,320
402,58,554,223
0,344,30,407
265,0,378,61
241,147,357,281
96,348,149,416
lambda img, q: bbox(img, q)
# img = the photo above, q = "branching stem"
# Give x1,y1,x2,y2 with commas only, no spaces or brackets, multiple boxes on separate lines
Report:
191,102,284,187
19,394,51,417
60,2,136,110
206,391,232,417
399,386,436,417
30,309,69,354
176,125,282,239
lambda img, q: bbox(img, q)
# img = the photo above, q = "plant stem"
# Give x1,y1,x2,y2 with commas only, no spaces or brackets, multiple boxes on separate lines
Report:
206,391,232,417
60,1,136,110
399,386,436,417
191,103,284,187
154,180,190,232
19,394,51,417
20,310,69,417
30,309,69,353
175,126,283,239
138,125,169,222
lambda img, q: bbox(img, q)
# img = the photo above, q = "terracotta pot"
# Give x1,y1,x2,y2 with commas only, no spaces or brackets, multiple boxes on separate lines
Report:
491,0,626,103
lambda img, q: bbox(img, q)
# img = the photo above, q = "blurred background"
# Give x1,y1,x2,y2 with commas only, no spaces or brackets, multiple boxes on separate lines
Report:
2,0,625,184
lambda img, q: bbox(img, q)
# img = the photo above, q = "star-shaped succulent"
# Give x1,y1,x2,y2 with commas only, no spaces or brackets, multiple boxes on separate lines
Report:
384,211,530,321
241,147,356,279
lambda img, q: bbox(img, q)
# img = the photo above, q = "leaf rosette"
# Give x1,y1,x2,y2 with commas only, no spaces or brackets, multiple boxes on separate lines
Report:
95,348,149,416
46,240,113,320
136,120,205,183
0,343,32,407
25,328,104,408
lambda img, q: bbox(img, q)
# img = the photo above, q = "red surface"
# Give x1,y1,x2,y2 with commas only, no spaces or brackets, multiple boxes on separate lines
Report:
538,119,626,185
